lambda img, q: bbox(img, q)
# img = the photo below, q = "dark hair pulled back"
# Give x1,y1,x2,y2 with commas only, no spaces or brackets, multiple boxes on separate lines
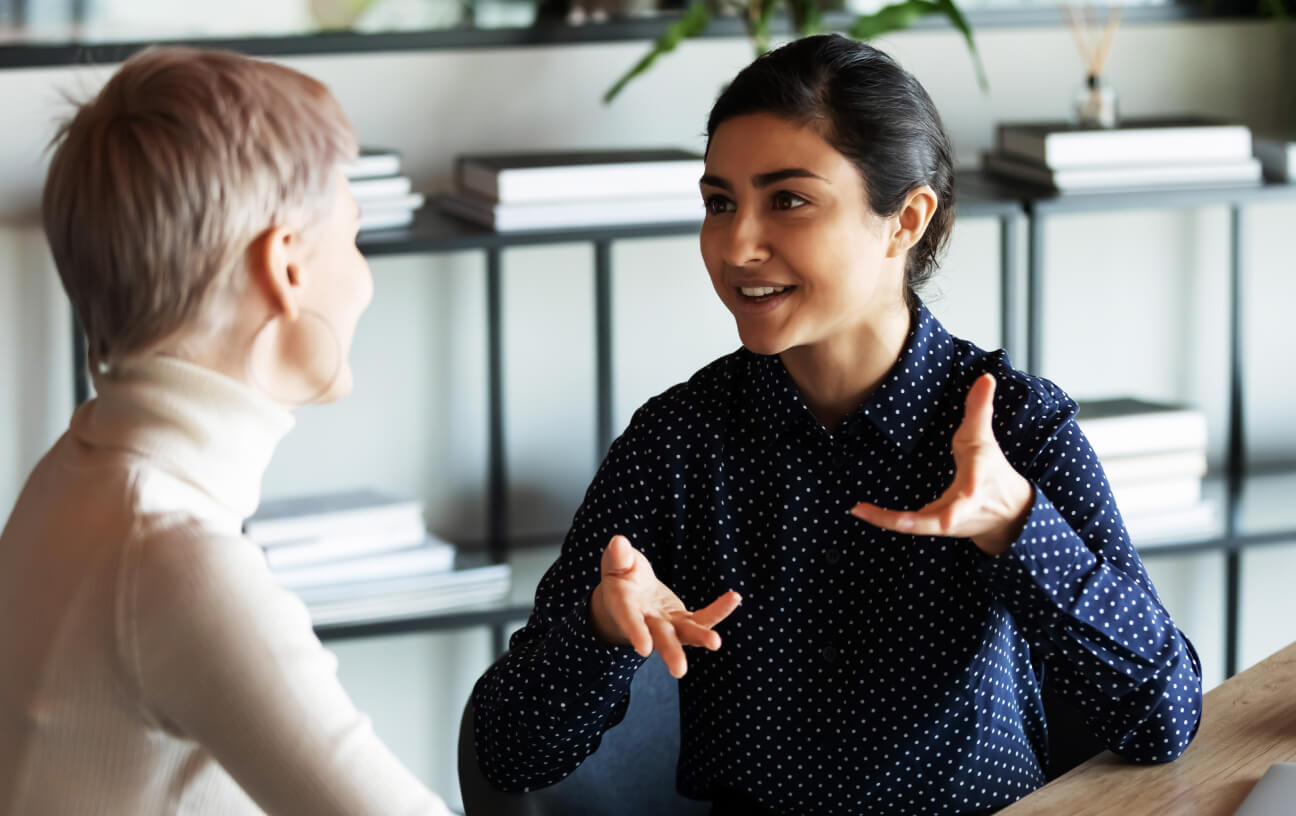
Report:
706,34,955,306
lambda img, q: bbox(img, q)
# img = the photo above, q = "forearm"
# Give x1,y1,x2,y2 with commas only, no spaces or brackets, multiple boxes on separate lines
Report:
983,495,1202,760
470,599,645,791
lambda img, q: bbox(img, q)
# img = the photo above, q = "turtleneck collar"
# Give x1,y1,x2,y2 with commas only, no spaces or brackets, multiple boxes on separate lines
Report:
69,355,295,521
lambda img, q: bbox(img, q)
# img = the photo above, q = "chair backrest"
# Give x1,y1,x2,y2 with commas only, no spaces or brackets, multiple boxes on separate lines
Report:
459,655,711,816
1040,664,1107,779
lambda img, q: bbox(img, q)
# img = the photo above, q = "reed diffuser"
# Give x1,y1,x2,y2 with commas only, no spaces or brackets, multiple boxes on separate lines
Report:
1063,4,1122,128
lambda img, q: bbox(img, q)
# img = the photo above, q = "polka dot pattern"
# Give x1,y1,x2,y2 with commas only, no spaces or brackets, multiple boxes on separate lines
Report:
472,303,1203,814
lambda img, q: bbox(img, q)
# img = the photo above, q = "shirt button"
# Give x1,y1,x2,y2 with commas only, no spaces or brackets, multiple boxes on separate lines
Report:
821,645,840,664
823,548,842,565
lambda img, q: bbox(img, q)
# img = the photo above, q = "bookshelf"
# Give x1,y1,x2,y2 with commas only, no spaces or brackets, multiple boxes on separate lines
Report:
67,173,1296,675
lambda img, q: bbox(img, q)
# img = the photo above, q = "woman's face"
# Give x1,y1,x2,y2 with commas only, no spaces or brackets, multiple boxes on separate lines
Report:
292,171,373,402
699,112,906,356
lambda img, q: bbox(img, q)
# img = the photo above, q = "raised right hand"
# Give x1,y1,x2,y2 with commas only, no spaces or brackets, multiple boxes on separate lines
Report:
588,535,741,678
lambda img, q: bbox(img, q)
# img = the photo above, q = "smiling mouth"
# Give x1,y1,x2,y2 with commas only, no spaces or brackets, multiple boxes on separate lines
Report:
738,285,796,301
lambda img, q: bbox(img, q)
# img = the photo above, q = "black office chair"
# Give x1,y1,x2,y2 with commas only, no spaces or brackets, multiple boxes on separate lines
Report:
1039,662,1107,779
458,654,710,816
459,656,1102,815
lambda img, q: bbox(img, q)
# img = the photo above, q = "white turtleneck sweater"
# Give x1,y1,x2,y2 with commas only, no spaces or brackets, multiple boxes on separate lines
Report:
0,356,451,816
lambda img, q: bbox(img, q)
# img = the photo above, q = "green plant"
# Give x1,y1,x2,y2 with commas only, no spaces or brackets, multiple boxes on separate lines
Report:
603,0,986,103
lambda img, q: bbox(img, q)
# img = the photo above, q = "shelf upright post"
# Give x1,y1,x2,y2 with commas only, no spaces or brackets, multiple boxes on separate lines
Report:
999,211,1021,364
1025,203,1045,377
1223,203,1246,679
486,247,509,657
594,240,615,459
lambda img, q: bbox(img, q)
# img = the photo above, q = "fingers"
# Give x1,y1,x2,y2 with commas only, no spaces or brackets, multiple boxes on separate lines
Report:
851,497,960,537
608,596,654,657
960,373,997,443
601,534,636,577
690,590,743,629
648,617,689,678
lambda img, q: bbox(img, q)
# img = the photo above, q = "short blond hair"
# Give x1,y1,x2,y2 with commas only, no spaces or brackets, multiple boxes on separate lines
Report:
42,47,357,368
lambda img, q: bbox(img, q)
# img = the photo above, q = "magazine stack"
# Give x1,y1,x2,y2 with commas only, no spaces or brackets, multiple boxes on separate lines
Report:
436,148,705,232
1076,398,1214,546
245,489,510,626
983,117,1262,194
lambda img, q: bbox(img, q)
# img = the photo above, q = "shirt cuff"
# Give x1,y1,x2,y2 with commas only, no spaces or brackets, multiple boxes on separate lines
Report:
550,593,648,679
978,487,1100,629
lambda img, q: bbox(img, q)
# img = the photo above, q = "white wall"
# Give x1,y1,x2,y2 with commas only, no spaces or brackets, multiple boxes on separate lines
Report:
2,21,1294,809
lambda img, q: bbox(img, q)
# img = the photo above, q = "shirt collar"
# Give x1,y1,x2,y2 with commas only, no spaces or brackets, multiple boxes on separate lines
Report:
69,355,295,521
736,302,956,452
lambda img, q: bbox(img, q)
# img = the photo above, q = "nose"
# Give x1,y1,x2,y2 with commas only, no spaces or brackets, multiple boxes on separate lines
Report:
723,209,770,268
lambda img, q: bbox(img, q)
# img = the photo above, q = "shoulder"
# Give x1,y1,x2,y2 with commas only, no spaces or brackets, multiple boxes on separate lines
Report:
618,348,749,445
947,336,1077,426
125,517,309,645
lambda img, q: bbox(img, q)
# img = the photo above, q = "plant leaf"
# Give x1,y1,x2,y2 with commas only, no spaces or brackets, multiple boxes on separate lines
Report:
933,0,989,91
849,0,988,92
1258,0,1287,20
603,2,712,103
788,0,823,35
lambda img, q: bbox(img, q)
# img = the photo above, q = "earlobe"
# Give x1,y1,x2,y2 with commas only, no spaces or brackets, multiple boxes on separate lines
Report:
248,226,301,321
886,185,939,259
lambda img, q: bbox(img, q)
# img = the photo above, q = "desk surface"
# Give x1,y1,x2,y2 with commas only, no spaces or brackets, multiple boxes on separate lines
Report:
999,642,1296,815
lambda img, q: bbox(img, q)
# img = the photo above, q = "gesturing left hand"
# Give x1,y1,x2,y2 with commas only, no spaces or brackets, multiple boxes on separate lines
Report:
849,373,1035,556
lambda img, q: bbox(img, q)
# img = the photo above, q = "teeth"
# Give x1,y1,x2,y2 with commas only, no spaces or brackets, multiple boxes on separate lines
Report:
740,286,788,297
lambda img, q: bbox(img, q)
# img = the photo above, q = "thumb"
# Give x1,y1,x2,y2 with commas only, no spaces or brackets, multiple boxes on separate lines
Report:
961,373,997,442
601,535,637,577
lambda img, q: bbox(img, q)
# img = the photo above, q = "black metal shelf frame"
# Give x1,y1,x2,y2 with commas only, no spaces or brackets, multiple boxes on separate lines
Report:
0,3,1220,71
1011,177,1296,678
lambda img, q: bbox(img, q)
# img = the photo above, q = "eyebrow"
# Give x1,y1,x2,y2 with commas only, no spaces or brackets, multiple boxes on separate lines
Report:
699,168,829,191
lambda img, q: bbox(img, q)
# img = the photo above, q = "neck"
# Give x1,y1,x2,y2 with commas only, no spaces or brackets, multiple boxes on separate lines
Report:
779,300,912,431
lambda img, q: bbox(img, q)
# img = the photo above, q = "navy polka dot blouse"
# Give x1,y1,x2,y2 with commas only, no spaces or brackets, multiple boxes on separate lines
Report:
471,303,1203,815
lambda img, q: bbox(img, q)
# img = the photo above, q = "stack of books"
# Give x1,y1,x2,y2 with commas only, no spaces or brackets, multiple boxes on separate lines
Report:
245,489,510,625
983,116,1263,194
342,147,425,232
1254,135,1296,182
1076,398,1214,545
436,148,705,232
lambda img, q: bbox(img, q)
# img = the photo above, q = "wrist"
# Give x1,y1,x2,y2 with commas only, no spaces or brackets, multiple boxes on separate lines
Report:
973,476,1035,556
587,584,626,646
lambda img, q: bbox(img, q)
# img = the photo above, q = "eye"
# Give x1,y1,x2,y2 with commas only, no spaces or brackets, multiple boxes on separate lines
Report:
771,190,808,210
703,194,735,216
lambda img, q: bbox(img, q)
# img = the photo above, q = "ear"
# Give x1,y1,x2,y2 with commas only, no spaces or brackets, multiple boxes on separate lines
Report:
885,185,938,260
246,225,302,321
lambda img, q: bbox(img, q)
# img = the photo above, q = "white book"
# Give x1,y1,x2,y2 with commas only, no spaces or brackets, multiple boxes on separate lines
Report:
358,208,417,232
437,191,702,232
1110,476,1203,516
1100,449,1208,485
1254,136,1296,181
245,489,424,547
305,571,512,626
996,117,1254,168
273,536,456,590
457,149,703,204
1125,498,1218,547
348,175,413,202
982,151,1262,193
1076,399,1208,460
262,517,429,570
342,147,401,180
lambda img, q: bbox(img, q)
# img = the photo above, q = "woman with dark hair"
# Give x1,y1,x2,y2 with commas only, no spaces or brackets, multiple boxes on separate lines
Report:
471,34,1201,815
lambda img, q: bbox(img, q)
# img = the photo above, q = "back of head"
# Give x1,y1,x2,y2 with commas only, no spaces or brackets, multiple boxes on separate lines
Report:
42,47,357,370
706,34,955,305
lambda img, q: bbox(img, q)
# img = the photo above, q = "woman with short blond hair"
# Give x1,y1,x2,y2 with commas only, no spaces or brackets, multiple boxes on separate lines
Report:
0,47,450,815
